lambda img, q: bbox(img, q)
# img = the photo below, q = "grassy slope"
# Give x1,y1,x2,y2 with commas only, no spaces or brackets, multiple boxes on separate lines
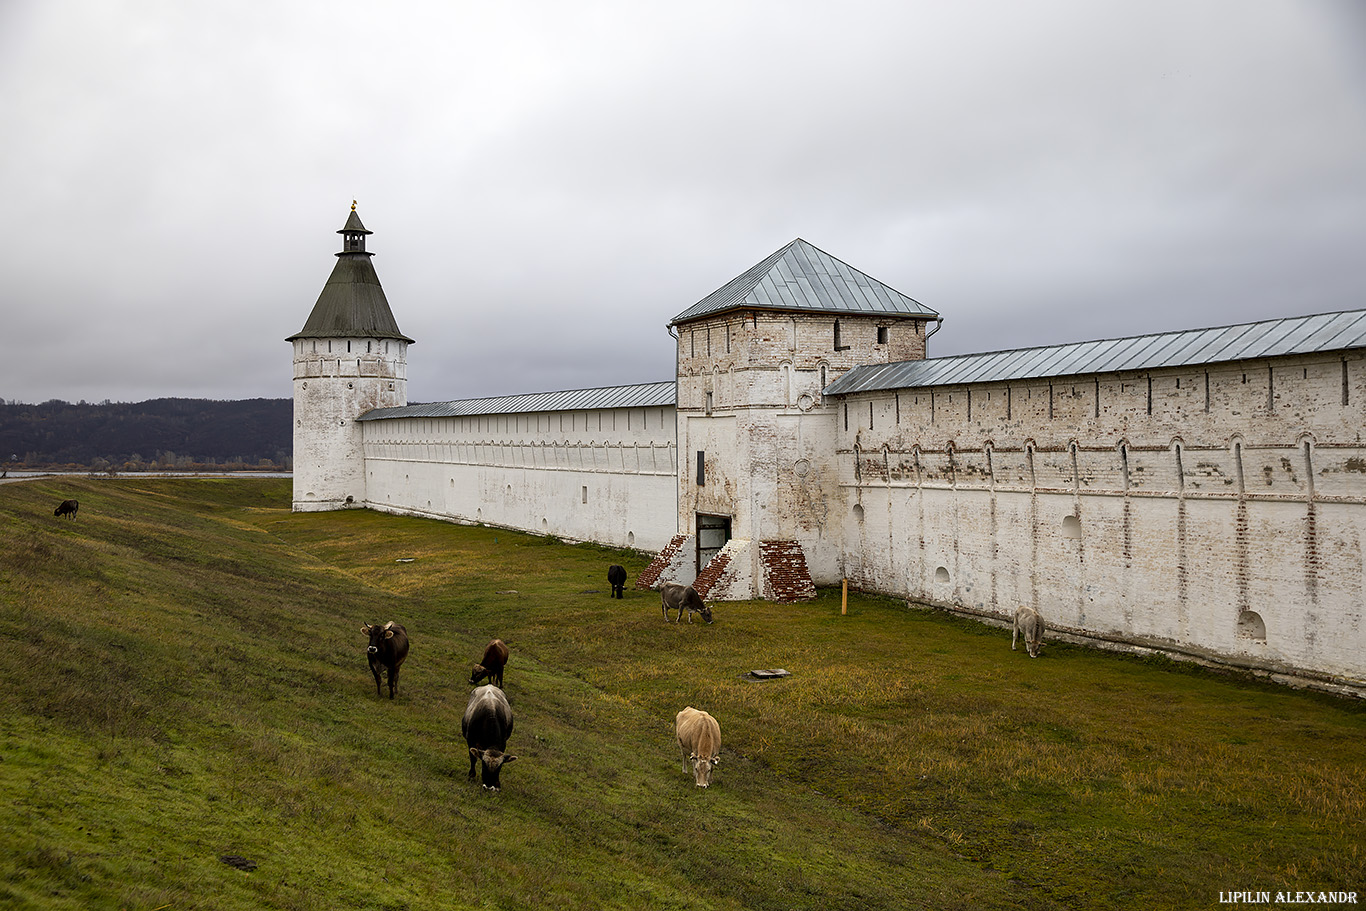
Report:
0,478,1362,910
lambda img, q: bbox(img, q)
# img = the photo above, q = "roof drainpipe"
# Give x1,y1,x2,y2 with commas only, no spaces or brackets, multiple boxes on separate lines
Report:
667,323,681,534
924,317,944,354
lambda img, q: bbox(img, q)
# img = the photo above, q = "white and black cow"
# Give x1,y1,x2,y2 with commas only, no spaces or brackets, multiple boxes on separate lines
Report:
1012,606,1045,658
463,684,517,790
660,582,712,624
361,621,409,698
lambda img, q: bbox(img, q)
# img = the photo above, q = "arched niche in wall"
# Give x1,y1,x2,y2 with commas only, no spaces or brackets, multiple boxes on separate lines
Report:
1061,514,1082,539
1237,610,1267,644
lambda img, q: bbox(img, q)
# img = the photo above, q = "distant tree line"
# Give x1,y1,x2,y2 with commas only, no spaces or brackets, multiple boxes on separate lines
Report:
0,398,292,472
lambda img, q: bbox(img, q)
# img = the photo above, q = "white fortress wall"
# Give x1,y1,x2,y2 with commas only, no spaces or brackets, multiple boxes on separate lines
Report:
360,404,678,551
832,352,1366,685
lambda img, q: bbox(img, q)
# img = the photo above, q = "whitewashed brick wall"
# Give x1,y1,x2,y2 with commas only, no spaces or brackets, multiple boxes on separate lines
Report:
675,310,931,596
360,405,678,552
831,353,1366,687
292,337,407,512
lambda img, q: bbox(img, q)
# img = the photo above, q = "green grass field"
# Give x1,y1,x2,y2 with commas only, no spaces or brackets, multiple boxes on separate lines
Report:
1,478,1363,910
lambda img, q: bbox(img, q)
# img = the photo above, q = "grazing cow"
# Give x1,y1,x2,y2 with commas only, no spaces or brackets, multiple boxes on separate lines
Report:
462,685,517,790
54,499,79,520
470,638,509,688
607,564,627,599
660,582,712,624
675,707,721,788
1012,606,1045,658
360,621,409,698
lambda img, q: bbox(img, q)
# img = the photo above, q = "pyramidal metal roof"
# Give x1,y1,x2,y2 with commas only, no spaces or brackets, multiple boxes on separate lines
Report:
358,380,676,422
670,238,938,326
287,209,413,343
824,309,1366,396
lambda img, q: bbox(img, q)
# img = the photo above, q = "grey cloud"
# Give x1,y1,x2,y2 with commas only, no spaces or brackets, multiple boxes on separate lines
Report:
1,1,1362,405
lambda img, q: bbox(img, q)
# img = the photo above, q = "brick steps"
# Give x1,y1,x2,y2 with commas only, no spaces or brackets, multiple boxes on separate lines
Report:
690,546,731,599
761,540,816,602
635,534,690,590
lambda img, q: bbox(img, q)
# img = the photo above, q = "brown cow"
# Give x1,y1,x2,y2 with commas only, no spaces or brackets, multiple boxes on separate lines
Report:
470,638,509,688
361,621,409,698
1012,606,1045,658
675,707,721,788
54,499,79,520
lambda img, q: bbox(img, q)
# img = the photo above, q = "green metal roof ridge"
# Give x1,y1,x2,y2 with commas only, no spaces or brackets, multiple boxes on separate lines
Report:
823,308,1366,396
358,380,676,421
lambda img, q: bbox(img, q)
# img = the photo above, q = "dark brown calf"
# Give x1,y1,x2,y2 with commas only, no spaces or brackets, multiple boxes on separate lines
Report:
470,638,509,688
54,499,79,520
361,621,409,698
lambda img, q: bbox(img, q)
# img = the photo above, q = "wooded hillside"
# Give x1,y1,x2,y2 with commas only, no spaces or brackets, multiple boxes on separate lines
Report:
0,398,291,470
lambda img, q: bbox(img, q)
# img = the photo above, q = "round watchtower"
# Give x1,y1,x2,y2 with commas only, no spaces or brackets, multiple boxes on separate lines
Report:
287,204,413,512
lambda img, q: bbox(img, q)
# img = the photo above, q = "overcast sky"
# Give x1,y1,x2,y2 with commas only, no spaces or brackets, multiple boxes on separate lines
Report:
2,1,1363,405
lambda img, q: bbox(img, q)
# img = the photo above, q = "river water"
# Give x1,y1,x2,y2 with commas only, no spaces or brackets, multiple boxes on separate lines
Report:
0,470,291,485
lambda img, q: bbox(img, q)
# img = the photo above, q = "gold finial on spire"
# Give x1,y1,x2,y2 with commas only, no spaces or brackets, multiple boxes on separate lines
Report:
351,199,357,211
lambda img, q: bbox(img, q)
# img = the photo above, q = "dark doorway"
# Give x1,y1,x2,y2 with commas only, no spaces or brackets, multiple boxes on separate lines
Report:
696,513,732,574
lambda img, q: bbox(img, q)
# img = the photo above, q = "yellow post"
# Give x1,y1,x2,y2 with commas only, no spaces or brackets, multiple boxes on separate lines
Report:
841,578,848,615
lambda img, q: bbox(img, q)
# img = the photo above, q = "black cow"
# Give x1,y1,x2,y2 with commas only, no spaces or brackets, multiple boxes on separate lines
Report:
54,499,79,520
360,621,409,698
470,638,509,688
660,582,713,624
607,564,627,599
463,685,517,790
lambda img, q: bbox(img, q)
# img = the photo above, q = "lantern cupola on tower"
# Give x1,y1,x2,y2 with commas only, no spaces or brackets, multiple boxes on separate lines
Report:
340,200,371,253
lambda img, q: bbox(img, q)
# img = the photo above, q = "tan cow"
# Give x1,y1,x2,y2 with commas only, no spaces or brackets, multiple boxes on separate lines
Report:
1012,606,1045,658
675,706,721,788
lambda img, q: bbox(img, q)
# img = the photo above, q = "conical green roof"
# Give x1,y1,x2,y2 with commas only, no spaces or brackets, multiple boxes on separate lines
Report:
287,210,413,343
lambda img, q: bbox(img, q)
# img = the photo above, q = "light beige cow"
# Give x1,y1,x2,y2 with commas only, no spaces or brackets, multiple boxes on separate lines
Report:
675,706,721,788
1012,606,1045,658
